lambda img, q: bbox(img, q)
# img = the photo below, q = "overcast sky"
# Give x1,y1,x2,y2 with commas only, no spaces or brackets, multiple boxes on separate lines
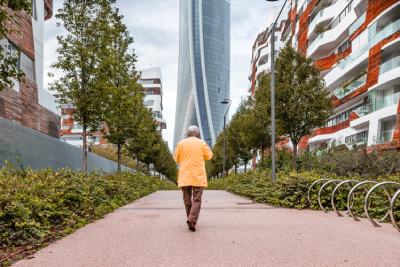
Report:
44,0,284,149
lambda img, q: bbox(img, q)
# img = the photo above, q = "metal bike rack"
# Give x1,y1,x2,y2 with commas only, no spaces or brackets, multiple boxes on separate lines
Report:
347,181,377,221
364,182,400,227
318,180,341,213
307,179,330,206
331,180,358,217
390,189,400,232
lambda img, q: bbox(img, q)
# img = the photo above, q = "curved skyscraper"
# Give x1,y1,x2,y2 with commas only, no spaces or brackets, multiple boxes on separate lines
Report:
174,0,230,148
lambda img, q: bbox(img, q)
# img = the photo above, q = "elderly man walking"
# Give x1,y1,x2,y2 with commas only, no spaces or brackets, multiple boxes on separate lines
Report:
174,125,213,231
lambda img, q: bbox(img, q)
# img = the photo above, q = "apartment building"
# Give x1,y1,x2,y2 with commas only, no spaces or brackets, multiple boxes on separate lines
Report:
60,68,166,147
0,0,60,137
249,20,286,95
254,0,400,152
138,67,167,133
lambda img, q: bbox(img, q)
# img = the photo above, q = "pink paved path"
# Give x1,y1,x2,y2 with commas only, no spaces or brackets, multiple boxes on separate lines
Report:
15,190,400,267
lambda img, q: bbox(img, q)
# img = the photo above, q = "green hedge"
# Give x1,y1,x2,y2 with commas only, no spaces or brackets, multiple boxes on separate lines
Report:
0,168,176,262
208,171,400,219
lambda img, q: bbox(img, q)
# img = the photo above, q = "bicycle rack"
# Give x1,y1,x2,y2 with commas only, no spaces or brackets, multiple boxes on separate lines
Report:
364,181,400,227
390,189,400,232
347,181,377,221
331,180,358,217
308,178,400,233
307,179,330,206
317,180,341,213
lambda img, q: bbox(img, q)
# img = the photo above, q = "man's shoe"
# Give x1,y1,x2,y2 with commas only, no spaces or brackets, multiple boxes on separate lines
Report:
187,220,196,231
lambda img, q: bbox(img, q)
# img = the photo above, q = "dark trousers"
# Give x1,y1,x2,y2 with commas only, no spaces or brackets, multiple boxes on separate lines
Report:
181,186,204,225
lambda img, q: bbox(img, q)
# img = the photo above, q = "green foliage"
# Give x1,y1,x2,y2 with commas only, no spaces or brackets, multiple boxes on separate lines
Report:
0,0,31,91
209,171,322,209
208,171,400,219
299,147,400,178
0,168,176,259
275,43,333,169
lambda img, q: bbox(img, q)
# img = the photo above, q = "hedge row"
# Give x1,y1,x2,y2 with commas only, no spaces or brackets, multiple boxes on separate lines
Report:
0,168,176,262
208,171,400,218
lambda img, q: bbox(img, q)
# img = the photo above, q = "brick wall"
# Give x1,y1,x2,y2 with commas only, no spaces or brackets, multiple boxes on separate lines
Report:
0,84,60,138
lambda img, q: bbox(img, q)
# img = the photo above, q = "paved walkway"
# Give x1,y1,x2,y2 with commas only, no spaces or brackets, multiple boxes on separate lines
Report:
15,190,400,267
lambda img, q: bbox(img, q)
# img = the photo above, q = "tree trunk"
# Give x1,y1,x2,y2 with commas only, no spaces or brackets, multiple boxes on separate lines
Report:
136,157,139,171
117,143,122,173
147,163,150,175
82,125,88,173
261,148,265,169
292,142,298,171
234,163,237,174
244,160,248,172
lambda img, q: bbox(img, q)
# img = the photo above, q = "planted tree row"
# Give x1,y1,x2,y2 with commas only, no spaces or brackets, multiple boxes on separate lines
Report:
208,43,332,176
50,0,176,180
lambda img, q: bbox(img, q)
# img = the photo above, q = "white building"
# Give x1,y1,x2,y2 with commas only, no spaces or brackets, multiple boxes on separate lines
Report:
253,0,400,152
249,20,287,95
138,67,167,133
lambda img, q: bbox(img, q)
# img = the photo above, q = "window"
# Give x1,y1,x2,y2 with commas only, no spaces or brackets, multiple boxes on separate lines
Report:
4,39,35,82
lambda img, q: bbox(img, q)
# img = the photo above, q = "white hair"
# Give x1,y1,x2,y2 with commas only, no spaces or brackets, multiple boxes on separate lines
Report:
187,125,200,137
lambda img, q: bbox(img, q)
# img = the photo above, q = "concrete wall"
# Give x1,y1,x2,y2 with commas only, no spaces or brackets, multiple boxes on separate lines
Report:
0,117,130,172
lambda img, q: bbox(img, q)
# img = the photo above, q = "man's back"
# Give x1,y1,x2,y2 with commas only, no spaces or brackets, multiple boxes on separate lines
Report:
174,137,213,187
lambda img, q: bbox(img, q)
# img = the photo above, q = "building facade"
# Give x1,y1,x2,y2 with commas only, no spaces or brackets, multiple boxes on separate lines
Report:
249,20,286,95
0,0,60,137
60,68,166,147
255,0,400,152
138,67,167,133
174,0,231,147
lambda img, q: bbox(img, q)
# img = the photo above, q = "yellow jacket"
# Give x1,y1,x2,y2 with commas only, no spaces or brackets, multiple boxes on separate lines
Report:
174,137,213,187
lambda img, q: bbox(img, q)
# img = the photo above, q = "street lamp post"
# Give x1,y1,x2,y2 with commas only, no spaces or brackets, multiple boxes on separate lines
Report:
266,0,288,181
221,99,231,178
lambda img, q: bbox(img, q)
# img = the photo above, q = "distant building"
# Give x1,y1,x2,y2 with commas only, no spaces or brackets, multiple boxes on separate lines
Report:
60,67,166,147
59,105,105,148
0,0,60,137
138,67,167,133
174,0,231,147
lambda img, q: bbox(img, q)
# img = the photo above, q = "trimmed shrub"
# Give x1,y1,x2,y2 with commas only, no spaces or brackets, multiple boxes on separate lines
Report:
0,168,176,260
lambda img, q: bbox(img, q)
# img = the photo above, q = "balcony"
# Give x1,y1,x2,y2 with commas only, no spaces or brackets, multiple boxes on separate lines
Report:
380,55,400,74
349,13,366,36
332,73,367,99
339,18,400,69
345,130,368,147
308,1,340,38
307,0,359,58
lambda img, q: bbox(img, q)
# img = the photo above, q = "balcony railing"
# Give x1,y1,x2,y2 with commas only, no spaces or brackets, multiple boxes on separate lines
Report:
339,18,400,69
333,74,367,99
349,13,366,36
380,55,400,74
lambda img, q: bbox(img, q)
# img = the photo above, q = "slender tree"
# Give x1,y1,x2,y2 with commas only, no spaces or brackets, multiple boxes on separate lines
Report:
250,73,272,168
97,2,142,172
0,0,31,91
50,0,113,171
275,43,332,170
226,98,253,172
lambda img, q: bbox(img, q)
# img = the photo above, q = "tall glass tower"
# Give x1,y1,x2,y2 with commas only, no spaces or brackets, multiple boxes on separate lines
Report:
174,0,230,148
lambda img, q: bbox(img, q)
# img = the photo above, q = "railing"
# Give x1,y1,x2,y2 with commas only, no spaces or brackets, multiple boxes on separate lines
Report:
349,13,366,36
308,33,324,54
380,55,400,74
339,18,400,69
308,179,400,232
333,74,367,99
354,104,370,116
